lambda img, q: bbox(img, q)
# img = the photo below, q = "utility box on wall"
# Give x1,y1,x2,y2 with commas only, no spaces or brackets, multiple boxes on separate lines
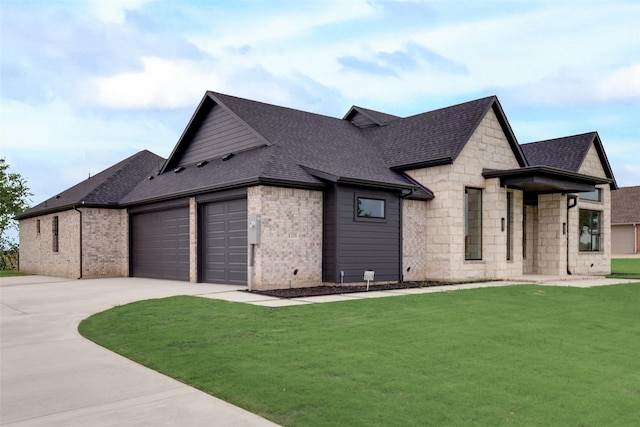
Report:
248,213,261,244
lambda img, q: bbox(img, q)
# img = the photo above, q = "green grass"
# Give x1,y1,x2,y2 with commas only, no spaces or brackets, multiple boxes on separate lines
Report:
80,284,640,426
0,270,27,277
610,258,640,279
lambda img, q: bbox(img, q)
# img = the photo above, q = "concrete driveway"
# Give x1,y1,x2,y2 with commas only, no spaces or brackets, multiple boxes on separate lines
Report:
0,276,280,427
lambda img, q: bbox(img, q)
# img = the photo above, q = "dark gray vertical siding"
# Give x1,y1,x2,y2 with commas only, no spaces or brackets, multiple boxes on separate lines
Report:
130,207,190,281
323,186,401,283
180,103,265,165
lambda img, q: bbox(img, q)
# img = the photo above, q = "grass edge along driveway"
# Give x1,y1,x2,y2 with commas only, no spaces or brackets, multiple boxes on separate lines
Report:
80,284,640,427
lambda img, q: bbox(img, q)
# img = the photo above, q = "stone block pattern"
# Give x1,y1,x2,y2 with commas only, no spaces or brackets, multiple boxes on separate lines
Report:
19,210,81,278
406,108,523,282
81,208,128,278
569,184,611,275
248,186,323,290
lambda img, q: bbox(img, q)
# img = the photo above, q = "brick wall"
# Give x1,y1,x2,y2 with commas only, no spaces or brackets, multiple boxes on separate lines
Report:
19,208,129,279
247,186,323,290
81,208,129,278
402,199,429,281
19,210,81,278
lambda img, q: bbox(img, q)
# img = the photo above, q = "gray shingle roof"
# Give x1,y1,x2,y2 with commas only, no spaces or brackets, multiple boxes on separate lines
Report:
521,132,617,189
363,96,526,170
521,133,595,171
611,186,640,224
21,91,615,214
16,150,164,219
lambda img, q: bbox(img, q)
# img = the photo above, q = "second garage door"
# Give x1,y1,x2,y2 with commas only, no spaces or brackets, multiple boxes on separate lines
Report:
201,198,247,285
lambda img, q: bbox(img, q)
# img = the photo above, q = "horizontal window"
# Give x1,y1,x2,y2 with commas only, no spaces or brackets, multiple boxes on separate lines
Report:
356,197,385,219
578,189,601,202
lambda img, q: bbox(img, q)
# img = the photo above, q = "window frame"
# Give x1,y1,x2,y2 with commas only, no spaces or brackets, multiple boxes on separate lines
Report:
52,216,59,252
578,209,601,252
578,188,602,202
355,195,386,222
465,187,483,261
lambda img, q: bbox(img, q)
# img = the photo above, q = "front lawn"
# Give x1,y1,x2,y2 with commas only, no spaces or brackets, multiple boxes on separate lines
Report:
610,258,640,279
0,270,27,277
80,284,640,426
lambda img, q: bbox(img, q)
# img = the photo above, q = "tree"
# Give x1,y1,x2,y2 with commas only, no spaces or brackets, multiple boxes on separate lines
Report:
0,158,32,250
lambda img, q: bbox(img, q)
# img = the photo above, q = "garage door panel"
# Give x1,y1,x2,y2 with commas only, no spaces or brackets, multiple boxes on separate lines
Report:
131,206,190,281
201,198,247,285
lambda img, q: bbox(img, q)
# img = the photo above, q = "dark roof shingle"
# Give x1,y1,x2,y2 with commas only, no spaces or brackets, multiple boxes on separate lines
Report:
17,150,164,219
611,186,640,224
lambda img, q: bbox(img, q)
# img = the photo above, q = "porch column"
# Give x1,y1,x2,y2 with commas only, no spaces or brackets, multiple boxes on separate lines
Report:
536,194,567,276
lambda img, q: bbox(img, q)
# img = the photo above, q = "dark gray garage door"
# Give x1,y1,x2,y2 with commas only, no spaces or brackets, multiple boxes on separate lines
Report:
201,198,247,285
131,207,190,281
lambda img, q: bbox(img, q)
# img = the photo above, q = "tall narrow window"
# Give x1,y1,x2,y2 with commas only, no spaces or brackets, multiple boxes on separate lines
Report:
506,192,513,261
52,216,59,252
465,187,482,260
37,219,41,235
579,209,601,252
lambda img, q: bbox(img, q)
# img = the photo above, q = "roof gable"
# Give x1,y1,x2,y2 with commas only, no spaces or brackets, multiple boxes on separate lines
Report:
343,106,400,128
521,132,617,189
161,92,272,173
611,186,640,224
17,150,164,219
363,96,526,170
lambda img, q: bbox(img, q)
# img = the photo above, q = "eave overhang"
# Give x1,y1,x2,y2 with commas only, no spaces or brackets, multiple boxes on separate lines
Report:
482,166,612,194
301,165,434,199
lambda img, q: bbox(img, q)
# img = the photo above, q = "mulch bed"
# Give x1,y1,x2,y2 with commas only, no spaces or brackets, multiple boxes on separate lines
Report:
249,281,450,299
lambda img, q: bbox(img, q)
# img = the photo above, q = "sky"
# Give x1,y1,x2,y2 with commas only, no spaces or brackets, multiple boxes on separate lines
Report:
1,0,639,235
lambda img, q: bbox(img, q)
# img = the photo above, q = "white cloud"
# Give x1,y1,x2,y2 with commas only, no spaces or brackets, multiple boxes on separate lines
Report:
87,0,151,24
596,64,640,103
93,57,221,109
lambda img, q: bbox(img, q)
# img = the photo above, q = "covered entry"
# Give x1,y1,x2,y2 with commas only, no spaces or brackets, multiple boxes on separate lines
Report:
130,203,190,281
199,193,247,285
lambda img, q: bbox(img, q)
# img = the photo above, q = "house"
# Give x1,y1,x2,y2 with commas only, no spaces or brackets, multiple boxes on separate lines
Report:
17,91,618,289
611,186,640,254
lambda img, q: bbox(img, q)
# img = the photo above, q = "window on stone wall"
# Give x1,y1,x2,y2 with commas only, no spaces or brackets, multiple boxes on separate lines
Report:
579,209,601,252
37,219,41,234
465,187,482,260
578,188,601,202
52,216,59,252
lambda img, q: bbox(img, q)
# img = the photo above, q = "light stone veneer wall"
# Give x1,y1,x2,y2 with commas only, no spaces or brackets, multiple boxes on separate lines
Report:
402,199,429,281
536,193,567,275
247,186,323,290
406,108,523,282
81,208,128,278
568,143,611,275
19,210,81,278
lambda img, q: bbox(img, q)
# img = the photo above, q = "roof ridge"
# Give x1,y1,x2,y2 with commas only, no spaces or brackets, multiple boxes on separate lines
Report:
522,131,597,146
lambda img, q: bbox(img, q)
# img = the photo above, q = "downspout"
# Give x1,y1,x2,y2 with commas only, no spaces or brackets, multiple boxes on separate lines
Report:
74,204,83,279
566,195,578,275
